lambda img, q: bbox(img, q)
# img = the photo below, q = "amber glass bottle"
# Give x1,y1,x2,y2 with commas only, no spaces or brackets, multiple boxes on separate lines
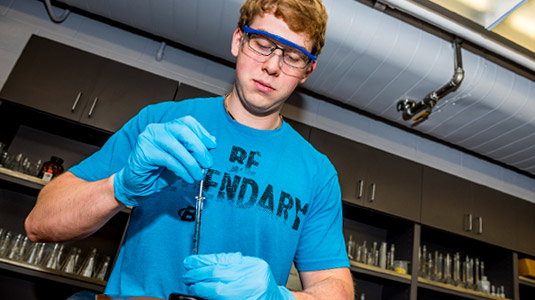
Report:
39,156,64,180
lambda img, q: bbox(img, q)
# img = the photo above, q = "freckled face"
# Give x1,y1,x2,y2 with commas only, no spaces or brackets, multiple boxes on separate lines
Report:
230,13,316,116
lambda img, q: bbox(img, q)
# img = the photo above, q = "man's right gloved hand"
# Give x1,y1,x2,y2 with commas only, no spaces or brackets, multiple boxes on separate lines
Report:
113,116,216,207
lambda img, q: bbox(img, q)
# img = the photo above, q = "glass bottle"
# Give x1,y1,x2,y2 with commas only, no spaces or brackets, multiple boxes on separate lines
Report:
443,253,452,284
420,245,427,277
346,235,355,260
361,242,368,264
467,258,474,290
425,253,433,280
379,242,387,269
39,156,64,180
30,160,42,177
475,258,480,286
453,252,461,286
389,244,395,270
436,253,443,282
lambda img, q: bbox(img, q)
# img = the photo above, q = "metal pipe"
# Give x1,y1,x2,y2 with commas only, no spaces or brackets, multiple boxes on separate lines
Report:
156,41,166,61
397,39,465,123
44,0,70,23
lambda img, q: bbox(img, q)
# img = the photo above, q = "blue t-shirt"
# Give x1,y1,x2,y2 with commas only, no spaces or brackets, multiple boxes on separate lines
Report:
70,96,349,298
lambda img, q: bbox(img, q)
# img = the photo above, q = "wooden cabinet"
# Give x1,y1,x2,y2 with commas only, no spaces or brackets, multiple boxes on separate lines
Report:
0,35,178,133
515,198,535,255
421,167,531,253
472,183,517,251
421,167,474,238
309,127,422,221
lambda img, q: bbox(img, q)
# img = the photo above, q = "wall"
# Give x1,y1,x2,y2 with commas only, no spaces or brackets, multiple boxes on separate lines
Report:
0,0,533,203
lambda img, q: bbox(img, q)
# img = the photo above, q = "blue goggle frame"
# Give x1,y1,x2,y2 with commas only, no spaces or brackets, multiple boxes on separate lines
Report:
243,25,317,62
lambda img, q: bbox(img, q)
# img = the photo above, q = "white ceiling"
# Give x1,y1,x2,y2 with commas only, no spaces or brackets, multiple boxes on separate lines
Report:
53,0,535,177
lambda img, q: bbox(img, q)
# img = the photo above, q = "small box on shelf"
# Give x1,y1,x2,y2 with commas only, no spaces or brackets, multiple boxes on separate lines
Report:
519,258,535,279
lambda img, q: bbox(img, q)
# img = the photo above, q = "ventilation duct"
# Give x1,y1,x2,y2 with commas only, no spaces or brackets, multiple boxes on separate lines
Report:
53,0,535,176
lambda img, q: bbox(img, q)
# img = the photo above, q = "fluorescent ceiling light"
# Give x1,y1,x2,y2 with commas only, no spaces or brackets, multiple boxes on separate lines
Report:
430,0,527,29
429,0,534,53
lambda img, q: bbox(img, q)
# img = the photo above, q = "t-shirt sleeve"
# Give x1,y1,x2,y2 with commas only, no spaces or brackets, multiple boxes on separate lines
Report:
293,156,349,271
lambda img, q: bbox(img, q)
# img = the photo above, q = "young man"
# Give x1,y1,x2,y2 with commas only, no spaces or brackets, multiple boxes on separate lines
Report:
25,0,354,299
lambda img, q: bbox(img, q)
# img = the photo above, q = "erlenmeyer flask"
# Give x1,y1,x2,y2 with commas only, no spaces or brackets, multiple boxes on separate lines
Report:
17,236,30,261
7,233,23,260
95,256,111,281
44,243,61,269
0,231,13,257
24,242,39,264
61,247,79,274
79,248,98,277
35,243,46,265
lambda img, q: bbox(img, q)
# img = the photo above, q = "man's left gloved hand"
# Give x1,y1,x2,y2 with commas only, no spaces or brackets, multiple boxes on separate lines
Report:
183,252,295,300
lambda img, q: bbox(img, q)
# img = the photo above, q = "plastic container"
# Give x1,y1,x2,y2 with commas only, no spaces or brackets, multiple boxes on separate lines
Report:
393,260,410,274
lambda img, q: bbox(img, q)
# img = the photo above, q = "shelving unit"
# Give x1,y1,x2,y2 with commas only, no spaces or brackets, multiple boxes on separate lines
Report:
350,260,412,284
341,200,533,300
0,165,129,296
417,278,511,300
0,167,47,189
518,276,535,287
0,258,105,292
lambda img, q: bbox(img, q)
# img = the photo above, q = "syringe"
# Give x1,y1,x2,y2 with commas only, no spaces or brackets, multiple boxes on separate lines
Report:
192,169,205,255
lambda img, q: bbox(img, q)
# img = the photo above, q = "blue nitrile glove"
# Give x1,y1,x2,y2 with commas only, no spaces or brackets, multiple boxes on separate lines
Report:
113,116,216,207
183,252,295,300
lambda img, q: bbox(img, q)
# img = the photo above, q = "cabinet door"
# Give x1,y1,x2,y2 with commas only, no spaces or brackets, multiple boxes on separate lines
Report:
513,197,535,255
0,35,104,121
364,149,422,221
175,83,217,101
472,184,517,250
421,167,473,238
309,128,368,206
79,60,178,132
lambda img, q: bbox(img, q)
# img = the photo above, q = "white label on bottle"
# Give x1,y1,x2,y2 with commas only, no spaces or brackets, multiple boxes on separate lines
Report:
42,172,53,182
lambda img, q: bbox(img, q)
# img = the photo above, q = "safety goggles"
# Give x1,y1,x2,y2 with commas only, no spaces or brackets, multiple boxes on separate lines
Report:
242,25,316,71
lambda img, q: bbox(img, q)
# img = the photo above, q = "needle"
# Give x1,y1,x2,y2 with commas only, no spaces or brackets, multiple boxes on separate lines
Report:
193,169,205,255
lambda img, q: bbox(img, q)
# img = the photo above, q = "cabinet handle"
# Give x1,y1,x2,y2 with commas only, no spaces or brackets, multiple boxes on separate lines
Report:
464,214,473,232
369,183,376,202
71,92,82,112
476,216,483,234
356,179,364,199
88,97,99,117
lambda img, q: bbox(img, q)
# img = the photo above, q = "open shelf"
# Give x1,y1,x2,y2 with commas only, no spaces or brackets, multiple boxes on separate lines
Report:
0,257,105,292
350,260,411,284
418,277,511,300
0,167,46,190
519,276,535,287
